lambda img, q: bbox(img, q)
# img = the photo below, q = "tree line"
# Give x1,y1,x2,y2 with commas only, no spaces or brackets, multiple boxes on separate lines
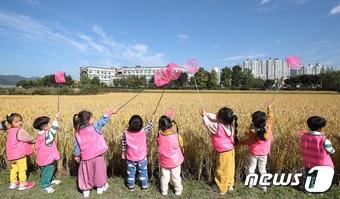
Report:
13,66,340,92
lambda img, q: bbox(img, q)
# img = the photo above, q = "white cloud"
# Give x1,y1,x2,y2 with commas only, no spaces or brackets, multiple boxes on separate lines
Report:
224,55,245,61
0,11,165,66
0,11,87,51
79,34,106,53
224,53,266,61
329,4,340,16
260,0,271,5
177,34,190,39
92,25,165,65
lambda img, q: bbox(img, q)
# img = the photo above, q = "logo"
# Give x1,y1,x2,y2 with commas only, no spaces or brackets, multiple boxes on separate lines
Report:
244,166,334,193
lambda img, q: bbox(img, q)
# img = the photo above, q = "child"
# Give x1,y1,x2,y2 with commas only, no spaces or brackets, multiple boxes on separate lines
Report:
157,115,184,196
121,114,155,190
201,107,238,195
300,116,335,185
33,113,62,193
239,103,273,192
1,113,35,190
73,109,118,198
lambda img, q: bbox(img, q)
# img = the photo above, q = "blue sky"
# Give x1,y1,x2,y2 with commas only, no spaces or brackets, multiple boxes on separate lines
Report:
0,0,340,78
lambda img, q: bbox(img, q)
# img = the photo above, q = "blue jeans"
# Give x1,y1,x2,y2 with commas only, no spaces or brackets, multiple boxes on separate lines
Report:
126,158,148,188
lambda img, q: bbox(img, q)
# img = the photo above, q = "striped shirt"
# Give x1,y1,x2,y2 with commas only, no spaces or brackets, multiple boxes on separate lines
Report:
38,120,59,146
121,121,153,152
308,131,335,154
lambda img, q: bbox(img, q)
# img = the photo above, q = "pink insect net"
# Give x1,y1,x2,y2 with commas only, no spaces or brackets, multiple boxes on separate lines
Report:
54,71,66,84
285,55,302,70
184,58,200,74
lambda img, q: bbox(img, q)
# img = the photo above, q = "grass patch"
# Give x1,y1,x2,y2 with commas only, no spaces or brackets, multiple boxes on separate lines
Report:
0,171,339,199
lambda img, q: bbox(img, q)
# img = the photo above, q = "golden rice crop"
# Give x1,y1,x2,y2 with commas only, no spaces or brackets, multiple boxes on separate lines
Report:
0,92,339,182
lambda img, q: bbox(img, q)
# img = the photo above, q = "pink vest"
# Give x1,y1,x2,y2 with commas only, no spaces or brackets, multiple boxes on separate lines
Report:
76,125,108,160
6,128,33,161
125,129,147,162
35,131,60,166
157,132,184,169
248,133,273,156
300,133,334,168
211,123,235,152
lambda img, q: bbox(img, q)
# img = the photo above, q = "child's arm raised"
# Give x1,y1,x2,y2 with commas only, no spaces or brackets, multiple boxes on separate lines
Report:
201,110,218,134
93,108,118,134
145,114,156,135
45,113,60,146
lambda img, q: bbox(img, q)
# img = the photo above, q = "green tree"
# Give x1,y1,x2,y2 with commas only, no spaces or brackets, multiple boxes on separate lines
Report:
231,65,242,88
240,68,254,89
320,71,340,91
221,67,232,88
208,70,219,89
193,68,209,89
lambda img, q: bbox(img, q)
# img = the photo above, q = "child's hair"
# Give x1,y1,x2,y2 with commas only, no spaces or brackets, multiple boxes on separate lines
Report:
252,111,267,140
307,116,327,131
73,110,93,130
216,107,239,144
128,115,143,132
33,116,51,130
158,115,178,132
1,113,23,131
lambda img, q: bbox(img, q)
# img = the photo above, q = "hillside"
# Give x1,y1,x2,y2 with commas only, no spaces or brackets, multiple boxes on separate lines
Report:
0,75,39,86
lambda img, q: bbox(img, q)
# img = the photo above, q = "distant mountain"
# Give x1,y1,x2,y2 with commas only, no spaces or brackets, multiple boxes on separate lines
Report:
0,75,39,86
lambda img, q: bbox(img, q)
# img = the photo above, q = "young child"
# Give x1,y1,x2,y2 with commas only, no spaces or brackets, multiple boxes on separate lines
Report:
73,109,118,197
33,113,62,193
1,113,35,190
157,115,184,196
300,116,335,183
201,107,238,194
121,114,155,190
239,103,273,192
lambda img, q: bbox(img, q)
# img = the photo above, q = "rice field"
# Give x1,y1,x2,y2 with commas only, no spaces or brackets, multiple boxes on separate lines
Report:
0,92,339,183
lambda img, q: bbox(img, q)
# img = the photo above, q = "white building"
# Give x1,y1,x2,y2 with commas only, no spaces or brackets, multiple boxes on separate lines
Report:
80,65,190,86
211,67,221,84
80,66,117,85
295,63,328,76
243,58,290,80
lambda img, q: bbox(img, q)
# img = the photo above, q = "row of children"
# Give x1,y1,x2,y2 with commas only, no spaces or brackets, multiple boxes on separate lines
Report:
0,103,335,197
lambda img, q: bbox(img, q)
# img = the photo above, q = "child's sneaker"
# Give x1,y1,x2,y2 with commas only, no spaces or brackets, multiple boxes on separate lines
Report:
51,179,62,186
128,185,135,191
83,190,90,198
259,186,267,192
162,191,168,196
9,182,17,190
43,186,55,193
141,185,148,191
227,186,234,193
103,183,109,192
175,190,182,196
97,187,104,195
18,181,35,190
